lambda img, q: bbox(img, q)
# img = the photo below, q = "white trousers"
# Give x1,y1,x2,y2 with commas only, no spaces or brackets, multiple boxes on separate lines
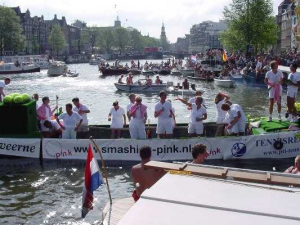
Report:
62,128,77,139
129,121,146,139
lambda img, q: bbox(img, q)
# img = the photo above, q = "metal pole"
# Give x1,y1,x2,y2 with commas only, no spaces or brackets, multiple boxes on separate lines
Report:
89,137,113,205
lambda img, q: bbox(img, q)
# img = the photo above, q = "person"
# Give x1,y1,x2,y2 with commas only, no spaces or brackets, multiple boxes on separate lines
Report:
42,120,62,138
57,103,83,139
286,63,300,122
0,77,11,102
182,78,189,90
118,74,125,84
72,97,90,136
108,100,126,139
131,146,165,201
154,91,174,139
127,93,136,121
145,75,152,86
255,56,263,79
138,60,140,69
126,73,133,85
32,93,39,110
37,96,58,132
221,103,240,136
285,155,300,174
215,93,230,136
189,90,206,108
128,96,147,139
264,61,284,122
177,96,207,137
191,144,209,164
226,100,247,136
168,100,176,130
155,76,162,85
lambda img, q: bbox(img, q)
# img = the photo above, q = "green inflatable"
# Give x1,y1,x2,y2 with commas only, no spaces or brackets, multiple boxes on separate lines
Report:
3,96,13,104
21,93,31,103
13,95,23,104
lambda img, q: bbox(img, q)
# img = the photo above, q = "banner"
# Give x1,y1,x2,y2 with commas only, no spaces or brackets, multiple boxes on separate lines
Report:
223,131,300,159
42,138,226,161
0,138,40,158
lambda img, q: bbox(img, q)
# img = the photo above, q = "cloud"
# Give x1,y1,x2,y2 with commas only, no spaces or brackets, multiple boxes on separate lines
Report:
1,0,282,42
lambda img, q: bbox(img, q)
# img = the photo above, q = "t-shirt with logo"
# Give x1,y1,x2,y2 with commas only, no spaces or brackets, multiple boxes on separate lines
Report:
287,72,300,93
58,112,82,128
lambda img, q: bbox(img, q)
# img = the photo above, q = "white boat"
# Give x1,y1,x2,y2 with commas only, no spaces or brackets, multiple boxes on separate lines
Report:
0,62,40,75
47,61,67,77
142,69,159,75
89,55,105,65
114,79,167,92
32,57,50,69
214,77,235,88
180,68,195,76
115,161,300,225
64,71,79,77
200,59,223,73
170,68,182,75
167,86,196,95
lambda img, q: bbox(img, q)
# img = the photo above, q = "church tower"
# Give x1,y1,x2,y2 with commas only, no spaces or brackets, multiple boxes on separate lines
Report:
160,23,166,40
114,16,121,27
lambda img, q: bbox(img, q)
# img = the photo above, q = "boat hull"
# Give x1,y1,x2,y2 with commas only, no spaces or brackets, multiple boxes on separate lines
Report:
214,78,235,88
187,76,214,81
0,67,40,75
100,68,128,76
114,83,167,92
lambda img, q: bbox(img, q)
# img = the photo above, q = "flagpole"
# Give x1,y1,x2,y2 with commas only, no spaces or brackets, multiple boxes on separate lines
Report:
89,137,113,205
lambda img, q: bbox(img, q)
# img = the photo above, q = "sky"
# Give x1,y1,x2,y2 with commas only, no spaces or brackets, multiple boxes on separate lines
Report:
1,0,282,43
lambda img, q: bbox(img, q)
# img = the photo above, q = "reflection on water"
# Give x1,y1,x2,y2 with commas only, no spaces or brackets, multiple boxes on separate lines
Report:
0,157,294,224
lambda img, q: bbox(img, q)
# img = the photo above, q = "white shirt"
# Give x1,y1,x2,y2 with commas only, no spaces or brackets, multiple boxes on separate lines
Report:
110,107,125,124
155,101,173,121
216,99,226,124
58,112,82,128
224,108,238,124
287,72,300,92
232,104,246,123
190,104,207,124
45,107,50,120
0,81,5,88
49,120,60,132
265,70,283,89
127,102,134,112
189,97,206,108
256,62,262,71
73,104,89,125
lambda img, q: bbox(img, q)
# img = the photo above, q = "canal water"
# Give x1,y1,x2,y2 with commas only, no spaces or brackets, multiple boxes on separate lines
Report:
0,60,297,224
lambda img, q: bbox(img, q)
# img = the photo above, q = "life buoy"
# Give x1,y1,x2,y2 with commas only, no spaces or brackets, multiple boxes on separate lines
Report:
273,139,283,150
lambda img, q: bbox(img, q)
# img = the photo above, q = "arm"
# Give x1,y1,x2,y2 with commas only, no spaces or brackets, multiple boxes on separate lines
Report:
75,119,83,131
56,118,65,130
177,98,192,108
154,108,164,118
0,87,5,97
196,113,207,122
228,116,240,129
143,112,148,124
123,114,127,126
108,113,111,121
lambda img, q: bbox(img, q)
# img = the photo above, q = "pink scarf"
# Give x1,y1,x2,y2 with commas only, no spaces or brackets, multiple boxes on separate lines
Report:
130,104,147,118
273,84,280,103
37,104,53,120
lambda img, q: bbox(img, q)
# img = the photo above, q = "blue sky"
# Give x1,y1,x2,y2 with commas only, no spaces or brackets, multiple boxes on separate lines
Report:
1,0,282,42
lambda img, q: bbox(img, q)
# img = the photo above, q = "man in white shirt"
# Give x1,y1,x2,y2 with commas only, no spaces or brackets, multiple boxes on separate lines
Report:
287,63,300,122
128,96,147,139
221,103,240,136
0,78,11,102
226,101,247,135
127,93,136,121
72,97,90,136
57,103,83,139
189,90,206,108
264,61,284,122
42,120,62,138
154,91,174,138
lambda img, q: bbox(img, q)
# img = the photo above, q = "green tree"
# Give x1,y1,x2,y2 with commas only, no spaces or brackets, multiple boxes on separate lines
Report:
221,0,277,53
113,27,130,54
32,36,40,54
48,24,66,55
0,6,26,55
102,29,114,53
130,29,144,51
80,29,90,53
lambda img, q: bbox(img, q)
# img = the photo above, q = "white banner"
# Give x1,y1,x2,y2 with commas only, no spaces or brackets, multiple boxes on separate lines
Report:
42,138,226,161
0,138,40,158
223,131,300,159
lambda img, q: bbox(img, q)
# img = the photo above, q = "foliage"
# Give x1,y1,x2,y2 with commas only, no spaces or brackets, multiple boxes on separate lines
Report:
130,29,144,51
113,27,130,54
221,0,277,53
0,6,26,55
48,24,66,55
32,36,40,54
101,29,115,53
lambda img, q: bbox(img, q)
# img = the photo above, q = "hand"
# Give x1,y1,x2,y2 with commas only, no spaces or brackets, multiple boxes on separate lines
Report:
227,125,232,129
61,126,66,130
196,117,202,122
74,126,78,131
78,109,83,114
108,117,111,121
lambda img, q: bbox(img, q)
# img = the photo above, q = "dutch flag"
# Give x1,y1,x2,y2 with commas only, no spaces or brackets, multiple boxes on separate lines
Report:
82,144,103,218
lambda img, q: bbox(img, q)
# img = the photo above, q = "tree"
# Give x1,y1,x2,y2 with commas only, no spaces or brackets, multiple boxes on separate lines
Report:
48,24,66,55
102,29,114,53
113,27,130,54
130,29,144,51
32,36,40,54
0,6,26,55
80,29,90,53
221,0,277,54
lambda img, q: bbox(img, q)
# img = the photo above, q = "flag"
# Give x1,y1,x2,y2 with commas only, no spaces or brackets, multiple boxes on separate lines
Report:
82,144,103,218
222,50,228,62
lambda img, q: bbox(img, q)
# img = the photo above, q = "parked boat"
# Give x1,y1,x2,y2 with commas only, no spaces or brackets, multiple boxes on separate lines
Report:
47,61,67,77
187,76,214,82
100,67,128,76
114,79,167,92
214,77,235,88
0,62,40,75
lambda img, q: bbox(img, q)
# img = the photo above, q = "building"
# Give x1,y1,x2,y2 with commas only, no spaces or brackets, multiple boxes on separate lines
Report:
188,20,226,53
175,36,189,53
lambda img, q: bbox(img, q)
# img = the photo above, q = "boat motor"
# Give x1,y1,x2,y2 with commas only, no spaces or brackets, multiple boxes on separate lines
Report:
191,84,196,91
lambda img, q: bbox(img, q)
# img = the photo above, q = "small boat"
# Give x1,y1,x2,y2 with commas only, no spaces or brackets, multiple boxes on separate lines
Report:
167,87,196,95
0,62,40,75
180,68,195,76
170,69,182,76
100,67,128,76
89,55,105,65
230,73,244,82
128,68,142,75
159,68,171,75
114,79,167,92
187,76,214,81
214,77,235,88
142,69,159,75
47,61,67,77
64,71,79,77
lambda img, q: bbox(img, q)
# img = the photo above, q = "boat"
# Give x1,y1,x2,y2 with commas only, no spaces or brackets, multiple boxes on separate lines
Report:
142,69,159,75
128,68,142,75
170,69,182,76
32,57,50,69
100,67,128,76
200,58,223,73
214,77,235,88
64,71,79,77
112,161,300,225
47,61,67,77
0,62,40,75
89,55,105,65
167,86,196,95
114,79,167,92
187,76,214,81
158,68,171,75
180,68,195,76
